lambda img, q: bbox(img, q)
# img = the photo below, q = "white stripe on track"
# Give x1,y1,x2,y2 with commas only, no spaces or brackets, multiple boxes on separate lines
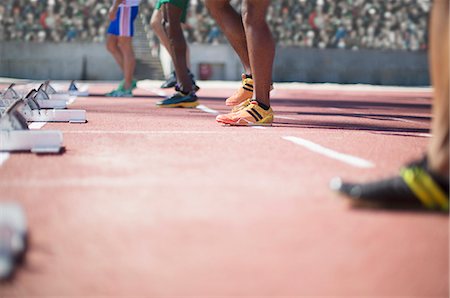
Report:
196,104,219,115
282,136,375,169
0,153,10,167
388,117,422,124
29,122,47,130
275,116,298,121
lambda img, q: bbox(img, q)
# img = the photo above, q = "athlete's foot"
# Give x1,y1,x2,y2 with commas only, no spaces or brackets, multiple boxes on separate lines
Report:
161,71,177,89
225,74,273,107
225,74,254,106
119,79,137,91
106,84,133,97
189,71,200,92
216,100,273,126
331,157,449,211
156,90,199,108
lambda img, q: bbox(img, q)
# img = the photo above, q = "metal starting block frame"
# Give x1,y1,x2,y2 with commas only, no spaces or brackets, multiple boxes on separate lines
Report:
28,88,69,109
68,80,90,97
38,81,86,101
0,88,87,123
2,84,69,109
0,100,63,153
38,81,77,103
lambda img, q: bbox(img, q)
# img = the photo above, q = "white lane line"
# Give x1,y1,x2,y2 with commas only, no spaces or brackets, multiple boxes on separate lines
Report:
29,122,47,130
275,115,298,121
0,153,10,167
196,104,219,115
388,117,423,124
282,136,375,169
371,131,432,138
410,133,432,138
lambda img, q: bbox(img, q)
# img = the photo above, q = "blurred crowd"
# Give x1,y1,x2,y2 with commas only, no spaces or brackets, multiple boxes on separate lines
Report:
0,0,430,51
0,0,111,42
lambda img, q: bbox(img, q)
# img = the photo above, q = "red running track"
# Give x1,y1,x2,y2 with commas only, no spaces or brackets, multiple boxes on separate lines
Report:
0,81,447,297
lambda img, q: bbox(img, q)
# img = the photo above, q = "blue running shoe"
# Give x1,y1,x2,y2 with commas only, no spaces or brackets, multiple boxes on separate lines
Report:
156,91,199,108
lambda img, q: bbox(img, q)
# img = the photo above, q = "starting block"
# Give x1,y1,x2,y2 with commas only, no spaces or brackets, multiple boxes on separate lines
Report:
0,100,63,153
2,84,68,109
38,81,76,103
68,80,89,97
0,91,87,123
39,80,88,100
29,88,69,109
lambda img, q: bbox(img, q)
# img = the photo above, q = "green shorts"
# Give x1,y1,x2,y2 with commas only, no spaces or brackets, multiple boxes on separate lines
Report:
155,0,189,23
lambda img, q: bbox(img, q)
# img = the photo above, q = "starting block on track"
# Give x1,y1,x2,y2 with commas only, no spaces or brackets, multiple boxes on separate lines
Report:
39,80,88,99
0,89,87,123
68,80,89,97
38,81,76,103
2,84,68,109
28,88,69,109
0,100,63,153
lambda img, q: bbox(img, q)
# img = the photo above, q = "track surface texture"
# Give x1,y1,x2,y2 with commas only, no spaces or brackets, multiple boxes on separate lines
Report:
0,80,448,297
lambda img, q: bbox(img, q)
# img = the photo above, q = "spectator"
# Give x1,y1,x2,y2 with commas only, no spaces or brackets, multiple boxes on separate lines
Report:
0,0,431,52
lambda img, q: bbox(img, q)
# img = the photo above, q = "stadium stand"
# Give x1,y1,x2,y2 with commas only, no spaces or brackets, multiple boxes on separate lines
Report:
0,0,430,51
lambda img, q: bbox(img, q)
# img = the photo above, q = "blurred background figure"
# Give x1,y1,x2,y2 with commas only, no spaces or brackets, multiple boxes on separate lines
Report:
105,0,141,97
150,2,198,90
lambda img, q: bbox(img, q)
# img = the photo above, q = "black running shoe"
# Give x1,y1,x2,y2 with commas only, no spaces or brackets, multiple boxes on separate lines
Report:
189,71,200,92
156,91,199,108
161,71,177,89
330,157,449,211
175,83,200,93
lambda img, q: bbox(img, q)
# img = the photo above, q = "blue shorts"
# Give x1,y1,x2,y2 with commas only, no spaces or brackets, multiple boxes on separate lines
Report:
107,6,139,37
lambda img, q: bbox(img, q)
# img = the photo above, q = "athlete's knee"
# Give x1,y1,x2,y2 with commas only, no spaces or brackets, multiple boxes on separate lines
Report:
117,38,133,51
106,37,119,53
150,11,163,32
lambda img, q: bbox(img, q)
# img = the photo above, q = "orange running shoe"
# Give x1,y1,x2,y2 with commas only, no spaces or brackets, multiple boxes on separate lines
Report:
231,98,251,113
216,100,273,126
225,74,254,106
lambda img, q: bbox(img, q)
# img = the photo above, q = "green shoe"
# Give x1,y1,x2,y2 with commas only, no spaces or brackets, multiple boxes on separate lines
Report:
106,88,133,97
118,79,138,90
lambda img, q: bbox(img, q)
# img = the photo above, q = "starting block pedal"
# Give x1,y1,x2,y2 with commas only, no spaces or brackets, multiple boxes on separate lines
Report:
68,80,89,97
0,100,63,153
28,89,68,109
38,81,79,102
37,82,76,106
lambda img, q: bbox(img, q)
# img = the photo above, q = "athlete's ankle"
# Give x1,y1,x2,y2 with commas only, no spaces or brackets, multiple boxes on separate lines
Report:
255,100,270,110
